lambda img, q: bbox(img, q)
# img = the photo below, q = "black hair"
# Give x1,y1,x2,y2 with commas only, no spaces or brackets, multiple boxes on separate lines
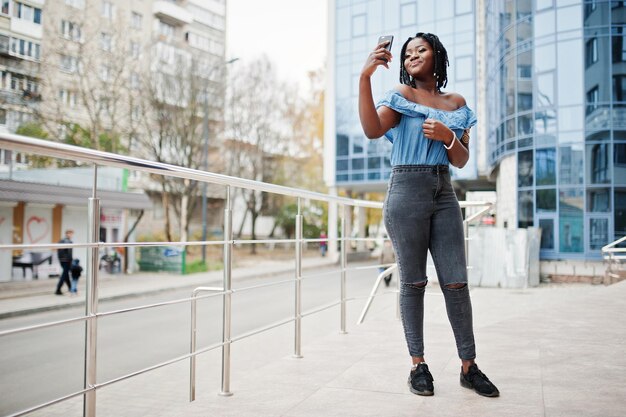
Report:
399,32,449,91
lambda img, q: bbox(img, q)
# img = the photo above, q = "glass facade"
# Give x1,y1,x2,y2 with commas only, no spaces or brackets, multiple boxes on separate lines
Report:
334,0,478,186
486,0,626,259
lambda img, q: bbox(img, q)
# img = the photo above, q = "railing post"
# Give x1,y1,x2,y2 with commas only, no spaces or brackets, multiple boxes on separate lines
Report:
294,198,303,358
220,186,233,396
189,290,198,402
340,204,347,334
84,167,100,417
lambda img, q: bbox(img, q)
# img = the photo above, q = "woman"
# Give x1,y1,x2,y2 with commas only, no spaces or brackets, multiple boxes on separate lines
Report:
358,33,499,398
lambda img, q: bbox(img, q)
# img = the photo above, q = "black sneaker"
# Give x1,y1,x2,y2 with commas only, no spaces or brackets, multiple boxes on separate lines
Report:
55,291,63,295
408,363,434,396
460,364,499,397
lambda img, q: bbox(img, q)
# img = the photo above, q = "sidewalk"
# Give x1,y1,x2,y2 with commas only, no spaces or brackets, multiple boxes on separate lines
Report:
0,255,337,319
3,260,625,417
21,278,626,417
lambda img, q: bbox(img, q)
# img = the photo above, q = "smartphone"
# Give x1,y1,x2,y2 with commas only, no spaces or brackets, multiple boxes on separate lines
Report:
377,35,394,62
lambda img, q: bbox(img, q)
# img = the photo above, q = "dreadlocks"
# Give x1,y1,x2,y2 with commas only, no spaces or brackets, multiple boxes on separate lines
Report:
399,32,449,91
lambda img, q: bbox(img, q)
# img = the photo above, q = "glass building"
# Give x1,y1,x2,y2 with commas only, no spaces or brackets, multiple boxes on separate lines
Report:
485,0,626,259
327,0,481,193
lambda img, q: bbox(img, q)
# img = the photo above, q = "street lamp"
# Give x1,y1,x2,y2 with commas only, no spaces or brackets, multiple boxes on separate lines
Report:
202,57,239,263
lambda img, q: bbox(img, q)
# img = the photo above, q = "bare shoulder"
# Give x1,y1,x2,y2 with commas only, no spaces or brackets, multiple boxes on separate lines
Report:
443,92,467,109
395,84,413,99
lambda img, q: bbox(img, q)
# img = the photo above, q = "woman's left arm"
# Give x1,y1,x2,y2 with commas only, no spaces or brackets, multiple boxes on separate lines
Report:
421,93,471,168
422,120,469,168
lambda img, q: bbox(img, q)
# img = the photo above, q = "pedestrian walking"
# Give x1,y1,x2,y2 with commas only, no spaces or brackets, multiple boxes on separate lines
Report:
70,259,83,295
378,239,395,286
55,229,73,295
319,231,328,257
358,32,499,397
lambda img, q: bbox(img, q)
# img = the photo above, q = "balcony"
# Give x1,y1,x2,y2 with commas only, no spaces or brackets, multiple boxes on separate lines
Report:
153,0,193,26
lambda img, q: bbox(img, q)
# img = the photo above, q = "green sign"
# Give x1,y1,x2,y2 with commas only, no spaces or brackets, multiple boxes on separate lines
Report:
138,246,186,274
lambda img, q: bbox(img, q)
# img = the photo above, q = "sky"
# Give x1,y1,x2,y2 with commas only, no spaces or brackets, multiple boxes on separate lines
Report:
226,0,328,90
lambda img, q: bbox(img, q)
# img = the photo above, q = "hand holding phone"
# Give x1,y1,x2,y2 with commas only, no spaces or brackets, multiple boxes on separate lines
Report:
377,35,394,63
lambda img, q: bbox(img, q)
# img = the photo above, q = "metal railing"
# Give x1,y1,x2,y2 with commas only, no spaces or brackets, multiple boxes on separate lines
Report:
0,132,493,417
602,235,626,284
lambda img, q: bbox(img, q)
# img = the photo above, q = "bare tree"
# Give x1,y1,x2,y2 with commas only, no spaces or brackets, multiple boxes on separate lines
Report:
223,56,287,253
137,51,220,241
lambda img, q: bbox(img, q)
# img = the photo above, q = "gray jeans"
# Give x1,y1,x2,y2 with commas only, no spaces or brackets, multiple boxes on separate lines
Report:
384,165,476,360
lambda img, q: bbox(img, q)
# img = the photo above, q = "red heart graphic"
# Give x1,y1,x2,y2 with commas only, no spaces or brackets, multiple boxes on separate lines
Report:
26,216,50,244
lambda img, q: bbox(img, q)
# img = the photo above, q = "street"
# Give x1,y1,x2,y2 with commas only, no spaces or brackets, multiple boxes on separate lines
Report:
0,263,387,416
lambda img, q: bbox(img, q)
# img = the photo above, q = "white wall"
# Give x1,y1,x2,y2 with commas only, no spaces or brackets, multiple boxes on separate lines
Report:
0,204,14,282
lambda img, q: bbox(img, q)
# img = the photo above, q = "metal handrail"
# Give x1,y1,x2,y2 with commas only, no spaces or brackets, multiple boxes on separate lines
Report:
602,235,626,283
357,264,398,325
0,133,382,208
0,133,496,417
189,286,223,401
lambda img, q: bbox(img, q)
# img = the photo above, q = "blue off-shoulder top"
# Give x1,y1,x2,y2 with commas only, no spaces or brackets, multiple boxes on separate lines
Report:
375,90,477,166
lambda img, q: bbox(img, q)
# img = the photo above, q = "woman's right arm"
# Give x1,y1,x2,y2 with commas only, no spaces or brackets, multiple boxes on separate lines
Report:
359,43,400,139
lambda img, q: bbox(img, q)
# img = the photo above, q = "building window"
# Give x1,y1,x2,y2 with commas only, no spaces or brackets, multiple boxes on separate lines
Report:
99,65,110,82
586,86,599,115
158,20,175,40
99,97,110,113
10,37,40,60
455,0,473,15
130,41,141,59
518,65,532,79
589,218,608,250
559,188,584,253
14,2,42,24
131,12,142,29
58,89,77,108
130,72,140,89
400,3,416,26
536,148,556,185
65,0,85,9
615,144,626,184
60,54,78,72
101,1,114,19
518,149,533,187
100,32,112,51
518,93,533,111
614,75,626,102
585,38,598,68
352,14,366,37
0,108,6,125
588,143,610,184
612,27,626,63
1,1,8,15
131,105,140,122
537,189,556,212
539,219,554,250
61,20,82,41
588,188,611,212
518,190,534,228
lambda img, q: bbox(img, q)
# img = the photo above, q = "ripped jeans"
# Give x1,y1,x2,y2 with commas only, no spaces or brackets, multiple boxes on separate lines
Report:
384,165,476,360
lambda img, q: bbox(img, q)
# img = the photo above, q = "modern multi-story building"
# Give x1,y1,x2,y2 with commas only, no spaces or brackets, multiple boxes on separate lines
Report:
485,0,625,260
326,0,624,263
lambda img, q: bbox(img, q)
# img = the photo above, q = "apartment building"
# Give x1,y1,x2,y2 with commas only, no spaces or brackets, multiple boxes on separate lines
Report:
0,0,227,164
